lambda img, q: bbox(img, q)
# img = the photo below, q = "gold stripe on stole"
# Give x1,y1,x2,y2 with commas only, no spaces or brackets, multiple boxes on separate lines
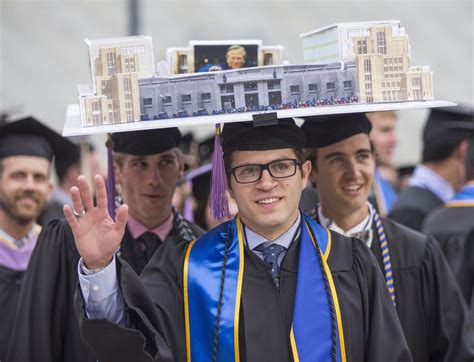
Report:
290,326,300,361
183,239,197,362
445,201,474,208
309,228,347,362
234,216,246,362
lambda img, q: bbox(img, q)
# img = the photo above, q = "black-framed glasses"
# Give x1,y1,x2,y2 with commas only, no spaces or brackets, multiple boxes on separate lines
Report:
229,158,302,184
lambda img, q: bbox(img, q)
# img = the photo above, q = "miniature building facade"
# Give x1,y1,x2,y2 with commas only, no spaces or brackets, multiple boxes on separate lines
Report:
83,46,141,126
139,63,357,120
300,21,433,103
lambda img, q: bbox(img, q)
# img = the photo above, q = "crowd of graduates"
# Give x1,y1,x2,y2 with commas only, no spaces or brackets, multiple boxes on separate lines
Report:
0,106,473,361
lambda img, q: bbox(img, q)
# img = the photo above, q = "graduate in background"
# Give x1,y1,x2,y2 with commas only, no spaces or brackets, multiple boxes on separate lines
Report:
303,113,473,362
423,134,474,320
7,128,204,362
390,105,474,231
366,111,399,215
0,117,71,361
68,117,411,362
189,164,238,230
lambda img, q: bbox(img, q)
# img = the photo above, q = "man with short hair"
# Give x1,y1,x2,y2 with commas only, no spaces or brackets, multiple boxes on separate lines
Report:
423,134,474,317
7,128,204,362
366,111,399,215
0,117,70,361
389,105,474,231
69,118,411,361
302,113,473,362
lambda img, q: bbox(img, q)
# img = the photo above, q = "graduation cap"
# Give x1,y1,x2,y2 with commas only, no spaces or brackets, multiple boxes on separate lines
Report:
0,116,74,161
422,104,474,162
109,127,181,155
301,113,372,148
198,136,215,165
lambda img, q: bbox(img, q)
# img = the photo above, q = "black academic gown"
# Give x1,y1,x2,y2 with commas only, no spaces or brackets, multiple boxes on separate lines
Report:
0,266,23,361
38,199,64,226
7,217,204,362
389,186,443,231
422,205,474,315
371,218,474,362
75,228,412,362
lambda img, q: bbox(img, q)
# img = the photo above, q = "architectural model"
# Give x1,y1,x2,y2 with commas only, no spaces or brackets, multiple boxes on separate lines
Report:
72,21,436,133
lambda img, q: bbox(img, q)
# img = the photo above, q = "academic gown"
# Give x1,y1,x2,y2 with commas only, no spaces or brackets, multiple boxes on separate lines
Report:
422,205,474,313
371,218,474,362
7,218,204,362
75,227,412,362
0,266,23,361
389,186,443,231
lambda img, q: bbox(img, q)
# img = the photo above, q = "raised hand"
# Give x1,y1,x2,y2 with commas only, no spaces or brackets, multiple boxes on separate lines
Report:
64,175,128,269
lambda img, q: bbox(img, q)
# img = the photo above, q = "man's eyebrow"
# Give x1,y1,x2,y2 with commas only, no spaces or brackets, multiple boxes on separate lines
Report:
324,152,344,160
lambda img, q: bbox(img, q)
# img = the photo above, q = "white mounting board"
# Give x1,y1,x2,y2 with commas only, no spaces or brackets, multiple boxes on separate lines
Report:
63,100,456,137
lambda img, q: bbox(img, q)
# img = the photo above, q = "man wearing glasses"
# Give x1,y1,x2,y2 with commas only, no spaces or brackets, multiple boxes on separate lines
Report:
68,118,411,361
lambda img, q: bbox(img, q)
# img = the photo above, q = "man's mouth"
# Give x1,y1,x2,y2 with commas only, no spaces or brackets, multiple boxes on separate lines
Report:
256,197,281,205
342,184,363,192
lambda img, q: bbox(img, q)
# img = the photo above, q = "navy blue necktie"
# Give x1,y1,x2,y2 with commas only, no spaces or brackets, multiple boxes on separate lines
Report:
255,243,287,286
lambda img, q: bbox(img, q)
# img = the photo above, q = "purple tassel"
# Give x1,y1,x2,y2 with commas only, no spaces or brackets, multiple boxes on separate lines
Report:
210,124,229,220
106,137,116,218
183,181,194,221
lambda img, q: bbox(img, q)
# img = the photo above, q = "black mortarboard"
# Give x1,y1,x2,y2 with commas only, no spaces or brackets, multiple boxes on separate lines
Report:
198,136,215,164
0,116,74,161
222,117,306,153
190,165,212,202
110,127,182,155
179,132,195,155
422,104,474,162
301,113,372,148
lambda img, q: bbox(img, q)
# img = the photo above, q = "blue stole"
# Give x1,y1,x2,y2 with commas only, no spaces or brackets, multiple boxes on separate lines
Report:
183,214,346,362
445,182,474,207
372,169,397,215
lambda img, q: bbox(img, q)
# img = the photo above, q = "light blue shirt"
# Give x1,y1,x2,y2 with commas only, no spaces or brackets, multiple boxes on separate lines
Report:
78,214,302,323
245,213,301,267
407,164,455,202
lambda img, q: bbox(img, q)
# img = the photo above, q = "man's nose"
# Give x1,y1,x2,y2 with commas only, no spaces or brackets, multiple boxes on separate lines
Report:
256,169,277,189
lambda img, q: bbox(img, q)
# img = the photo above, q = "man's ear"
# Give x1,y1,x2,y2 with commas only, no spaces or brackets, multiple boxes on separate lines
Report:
456,139,468,161
46,181,54,202
113,162,122,184
301,160,312,189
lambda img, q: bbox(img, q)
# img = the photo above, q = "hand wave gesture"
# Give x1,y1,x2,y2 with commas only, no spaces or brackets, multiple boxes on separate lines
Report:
64,175,128,269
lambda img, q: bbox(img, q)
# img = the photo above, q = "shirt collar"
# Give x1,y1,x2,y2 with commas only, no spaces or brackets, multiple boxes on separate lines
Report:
127,212,174,241
408,164,455,202
245,212,301,251
318,202,374,247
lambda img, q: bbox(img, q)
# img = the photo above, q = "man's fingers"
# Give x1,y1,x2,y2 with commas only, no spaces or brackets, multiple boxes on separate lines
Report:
95,175,108,210
63,205,79,230
70,186,85,215
78,175,95,211
114,204,128,232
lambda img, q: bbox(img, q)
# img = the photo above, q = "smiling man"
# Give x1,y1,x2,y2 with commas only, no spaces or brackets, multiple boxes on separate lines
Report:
7,128,204,362
0,117,71,360
302,113,473,362
67,117,411,361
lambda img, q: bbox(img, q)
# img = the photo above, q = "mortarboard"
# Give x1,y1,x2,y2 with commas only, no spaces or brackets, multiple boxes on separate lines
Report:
198,136,215,165
222,117,306,153
0,116,75,161
301,113,372,148
422,104,474,162
110,127,182,156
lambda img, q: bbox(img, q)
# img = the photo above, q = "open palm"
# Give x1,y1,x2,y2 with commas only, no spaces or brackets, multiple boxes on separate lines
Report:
64,175,128,269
